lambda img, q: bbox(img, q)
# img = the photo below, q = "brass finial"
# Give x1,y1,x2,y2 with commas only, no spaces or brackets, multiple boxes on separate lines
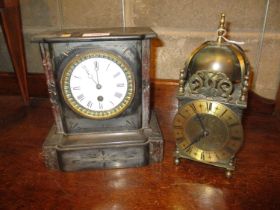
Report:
178,69,185,95
219,13,225,30
217,13,226,43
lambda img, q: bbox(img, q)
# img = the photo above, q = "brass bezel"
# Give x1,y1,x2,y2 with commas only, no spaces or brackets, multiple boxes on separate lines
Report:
173,100,243,164
60,50,135,120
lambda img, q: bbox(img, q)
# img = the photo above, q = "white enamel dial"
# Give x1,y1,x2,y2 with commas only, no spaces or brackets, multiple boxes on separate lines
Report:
70,58,128,111
61,50,135,120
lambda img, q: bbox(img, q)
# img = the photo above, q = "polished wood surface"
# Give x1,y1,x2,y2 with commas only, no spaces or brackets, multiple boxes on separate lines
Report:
0,81,280,210
275,83,280,118
0,73,48,97
0,0,29,105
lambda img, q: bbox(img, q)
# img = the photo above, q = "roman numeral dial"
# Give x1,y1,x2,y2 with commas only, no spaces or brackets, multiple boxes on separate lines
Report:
173,100,243,164
61,50,135,120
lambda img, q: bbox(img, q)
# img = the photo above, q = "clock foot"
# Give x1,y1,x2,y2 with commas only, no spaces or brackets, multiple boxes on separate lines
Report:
174,148,181,165
225,158,235,178
174,158,180,165
225,170,233,178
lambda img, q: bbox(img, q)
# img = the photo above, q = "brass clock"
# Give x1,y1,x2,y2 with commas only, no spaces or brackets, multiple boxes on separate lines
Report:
60,50,135,120
173,14,250,177
174,100,243,166
34,28,163,171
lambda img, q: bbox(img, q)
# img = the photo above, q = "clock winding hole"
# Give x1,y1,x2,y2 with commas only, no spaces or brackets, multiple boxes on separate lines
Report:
97,96,104,101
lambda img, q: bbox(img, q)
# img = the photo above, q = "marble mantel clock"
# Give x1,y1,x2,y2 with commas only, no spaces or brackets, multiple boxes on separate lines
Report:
34,27,163,171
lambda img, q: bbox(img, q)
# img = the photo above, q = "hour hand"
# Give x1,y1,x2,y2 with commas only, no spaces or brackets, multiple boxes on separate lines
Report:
84,67,97,84
185,132,205,151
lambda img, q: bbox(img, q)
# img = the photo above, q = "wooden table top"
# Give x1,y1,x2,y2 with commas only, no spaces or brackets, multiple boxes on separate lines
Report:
0,81,279,210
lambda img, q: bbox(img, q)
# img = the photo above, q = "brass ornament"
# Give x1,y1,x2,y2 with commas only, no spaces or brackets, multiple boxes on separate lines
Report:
188,70,233,99
182,14,250,106
174,100,243,168
173,13,250,177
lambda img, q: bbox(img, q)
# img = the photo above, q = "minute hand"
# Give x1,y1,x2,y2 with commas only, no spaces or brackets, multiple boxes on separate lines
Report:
94,61,100,84
191,104,207,132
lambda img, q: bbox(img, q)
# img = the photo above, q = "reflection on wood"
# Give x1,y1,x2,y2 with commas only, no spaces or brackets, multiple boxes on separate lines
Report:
0,80,279,209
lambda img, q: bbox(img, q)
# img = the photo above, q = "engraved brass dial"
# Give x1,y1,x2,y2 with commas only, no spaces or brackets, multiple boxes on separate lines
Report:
173,100,243,163
61,50,135,120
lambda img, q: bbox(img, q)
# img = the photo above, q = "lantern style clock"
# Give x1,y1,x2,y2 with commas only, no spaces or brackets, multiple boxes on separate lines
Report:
173,14,250,177
34,27,163,171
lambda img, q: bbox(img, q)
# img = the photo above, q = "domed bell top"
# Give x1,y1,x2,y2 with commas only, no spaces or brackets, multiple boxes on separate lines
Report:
186,41,245,82
179,13,250,104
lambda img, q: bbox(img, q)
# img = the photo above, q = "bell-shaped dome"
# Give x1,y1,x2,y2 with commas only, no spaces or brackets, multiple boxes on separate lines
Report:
178,13,250,105
186,41,244,82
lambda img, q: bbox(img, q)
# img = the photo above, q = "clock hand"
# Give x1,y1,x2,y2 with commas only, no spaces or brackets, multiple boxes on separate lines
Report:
191,104,207,133
184,132,205,151
94,61,100,85
84,68,98,85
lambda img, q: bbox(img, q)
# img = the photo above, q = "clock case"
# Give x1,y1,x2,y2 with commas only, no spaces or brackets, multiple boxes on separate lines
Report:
33,27,163,171
174,15,250,174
